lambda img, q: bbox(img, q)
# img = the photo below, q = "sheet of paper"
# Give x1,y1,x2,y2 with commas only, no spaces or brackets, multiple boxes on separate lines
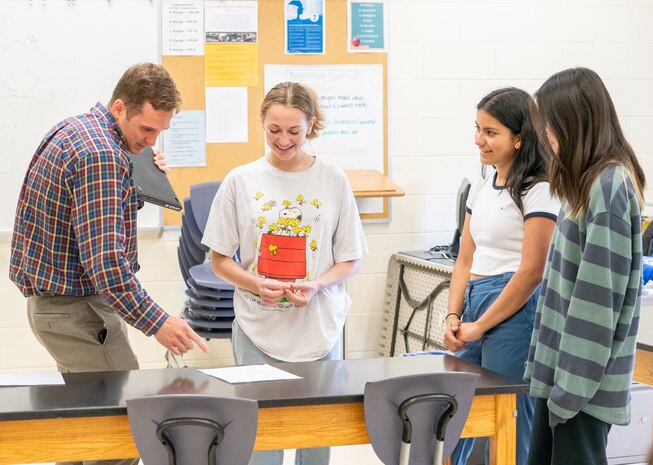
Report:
206,87,248,143
205,43,259,87
163,110,206,167
285,0,325,54
200,364,302,383
162,0,204,56
205,0,258,44
0,372,65,386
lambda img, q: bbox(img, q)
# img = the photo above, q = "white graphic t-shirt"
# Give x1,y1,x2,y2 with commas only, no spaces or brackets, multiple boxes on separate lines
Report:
202,156,367,361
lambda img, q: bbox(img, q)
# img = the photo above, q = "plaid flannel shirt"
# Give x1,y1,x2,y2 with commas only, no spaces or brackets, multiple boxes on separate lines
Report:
10,103,167,336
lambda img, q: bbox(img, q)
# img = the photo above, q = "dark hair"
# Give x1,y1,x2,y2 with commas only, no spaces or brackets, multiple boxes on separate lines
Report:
478,87,548,212
260,82,325,139
533,67,645,216
109,63,182,116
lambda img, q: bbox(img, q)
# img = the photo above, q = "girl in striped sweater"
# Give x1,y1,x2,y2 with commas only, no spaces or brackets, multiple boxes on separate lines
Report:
526,67,646,465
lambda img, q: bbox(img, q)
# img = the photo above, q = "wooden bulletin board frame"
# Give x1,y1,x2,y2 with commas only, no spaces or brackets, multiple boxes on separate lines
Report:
162,0,389,225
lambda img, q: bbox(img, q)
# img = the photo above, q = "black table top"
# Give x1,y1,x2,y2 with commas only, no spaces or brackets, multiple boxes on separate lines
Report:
0,355,527,422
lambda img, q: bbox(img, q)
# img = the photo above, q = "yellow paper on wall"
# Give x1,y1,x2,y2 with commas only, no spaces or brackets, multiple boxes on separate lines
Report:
204,43,259,87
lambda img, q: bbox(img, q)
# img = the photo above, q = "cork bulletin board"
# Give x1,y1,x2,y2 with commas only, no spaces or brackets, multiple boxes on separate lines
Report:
161,0,389,225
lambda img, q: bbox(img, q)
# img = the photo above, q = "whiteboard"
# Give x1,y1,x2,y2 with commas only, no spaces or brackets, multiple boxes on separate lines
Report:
0,0,161,231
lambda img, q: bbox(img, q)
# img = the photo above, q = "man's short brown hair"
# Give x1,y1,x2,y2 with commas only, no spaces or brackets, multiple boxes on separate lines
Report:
110,63,182,116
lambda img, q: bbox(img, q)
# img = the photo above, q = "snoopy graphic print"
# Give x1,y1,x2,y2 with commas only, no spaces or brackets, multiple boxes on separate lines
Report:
253,194,320,285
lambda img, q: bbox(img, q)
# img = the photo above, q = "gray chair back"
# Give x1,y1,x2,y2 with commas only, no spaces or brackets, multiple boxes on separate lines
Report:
183,197,208,251
127,394,258,465
364,371,478,465
190,181,222,233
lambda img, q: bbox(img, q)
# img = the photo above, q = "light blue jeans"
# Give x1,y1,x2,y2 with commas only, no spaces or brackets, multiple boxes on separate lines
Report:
232,321,341,465
449,273,537,465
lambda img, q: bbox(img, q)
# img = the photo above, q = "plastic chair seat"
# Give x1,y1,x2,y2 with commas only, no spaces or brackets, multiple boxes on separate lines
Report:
190,263,236,290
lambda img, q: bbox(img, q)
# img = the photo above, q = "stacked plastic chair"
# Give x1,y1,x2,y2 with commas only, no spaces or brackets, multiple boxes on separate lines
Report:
178,181,236,341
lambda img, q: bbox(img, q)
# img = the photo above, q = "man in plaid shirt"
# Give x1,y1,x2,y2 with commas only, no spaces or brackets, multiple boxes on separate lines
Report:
9,63,209,462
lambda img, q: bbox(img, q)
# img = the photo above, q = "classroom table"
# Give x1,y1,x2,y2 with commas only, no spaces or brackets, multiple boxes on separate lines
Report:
0,355,526,465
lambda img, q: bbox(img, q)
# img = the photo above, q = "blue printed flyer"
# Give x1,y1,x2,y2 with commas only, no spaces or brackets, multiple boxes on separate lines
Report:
285,0,325,54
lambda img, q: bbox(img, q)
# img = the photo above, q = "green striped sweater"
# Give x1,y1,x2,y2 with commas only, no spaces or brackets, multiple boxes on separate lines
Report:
524,165,642,427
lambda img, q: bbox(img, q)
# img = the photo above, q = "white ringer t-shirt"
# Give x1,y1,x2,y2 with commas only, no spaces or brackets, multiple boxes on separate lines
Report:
467,168,560,276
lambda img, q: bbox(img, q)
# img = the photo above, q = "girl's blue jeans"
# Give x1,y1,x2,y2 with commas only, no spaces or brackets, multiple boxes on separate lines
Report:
449,273,537,465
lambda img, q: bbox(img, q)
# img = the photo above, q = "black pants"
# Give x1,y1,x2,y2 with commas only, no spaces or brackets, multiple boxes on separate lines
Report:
528,397,611,465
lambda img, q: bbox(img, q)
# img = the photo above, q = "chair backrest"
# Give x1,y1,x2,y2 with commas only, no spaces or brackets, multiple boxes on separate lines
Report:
183,197,208,251
182,216,207,262
177,239,193,280
190,181,222,233
364,371,479,465
127,394,258,465
177,247,190,283
180,235,203,268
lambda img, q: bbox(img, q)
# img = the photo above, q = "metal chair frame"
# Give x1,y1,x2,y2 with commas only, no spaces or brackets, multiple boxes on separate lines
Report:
156,417,224,465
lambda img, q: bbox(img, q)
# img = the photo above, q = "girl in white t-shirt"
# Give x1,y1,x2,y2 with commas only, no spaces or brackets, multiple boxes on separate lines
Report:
202,82,367,465
443,88,560,465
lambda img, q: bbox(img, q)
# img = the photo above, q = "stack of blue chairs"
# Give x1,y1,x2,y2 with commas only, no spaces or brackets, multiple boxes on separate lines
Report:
177,181,236,340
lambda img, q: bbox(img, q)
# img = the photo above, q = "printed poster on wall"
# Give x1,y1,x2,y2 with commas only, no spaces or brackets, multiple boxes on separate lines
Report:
162,0,204,56
204,0,258,44
204,0,259,86
265,64,384,213
163,110,207,167
348,0,386,53
285,0,325,54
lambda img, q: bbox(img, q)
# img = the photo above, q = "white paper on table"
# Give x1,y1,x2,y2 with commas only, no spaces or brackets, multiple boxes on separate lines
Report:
0,372,65,386
200,364,302,383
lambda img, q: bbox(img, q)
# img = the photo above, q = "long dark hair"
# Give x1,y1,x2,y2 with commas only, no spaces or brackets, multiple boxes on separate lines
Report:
478,87,548,213
532,67,645,216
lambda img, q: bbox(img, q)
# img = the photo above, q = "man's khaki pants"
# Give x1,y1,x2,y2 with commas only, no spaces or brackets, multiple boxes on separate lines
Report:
27,294,140,465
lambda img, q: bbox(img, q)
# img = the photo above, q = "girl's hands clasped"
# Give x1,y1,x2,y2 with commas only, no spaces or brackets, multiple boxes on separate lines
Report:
443,314,466,353
256,276,321,308
257,276,291,307
283,281,319,307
